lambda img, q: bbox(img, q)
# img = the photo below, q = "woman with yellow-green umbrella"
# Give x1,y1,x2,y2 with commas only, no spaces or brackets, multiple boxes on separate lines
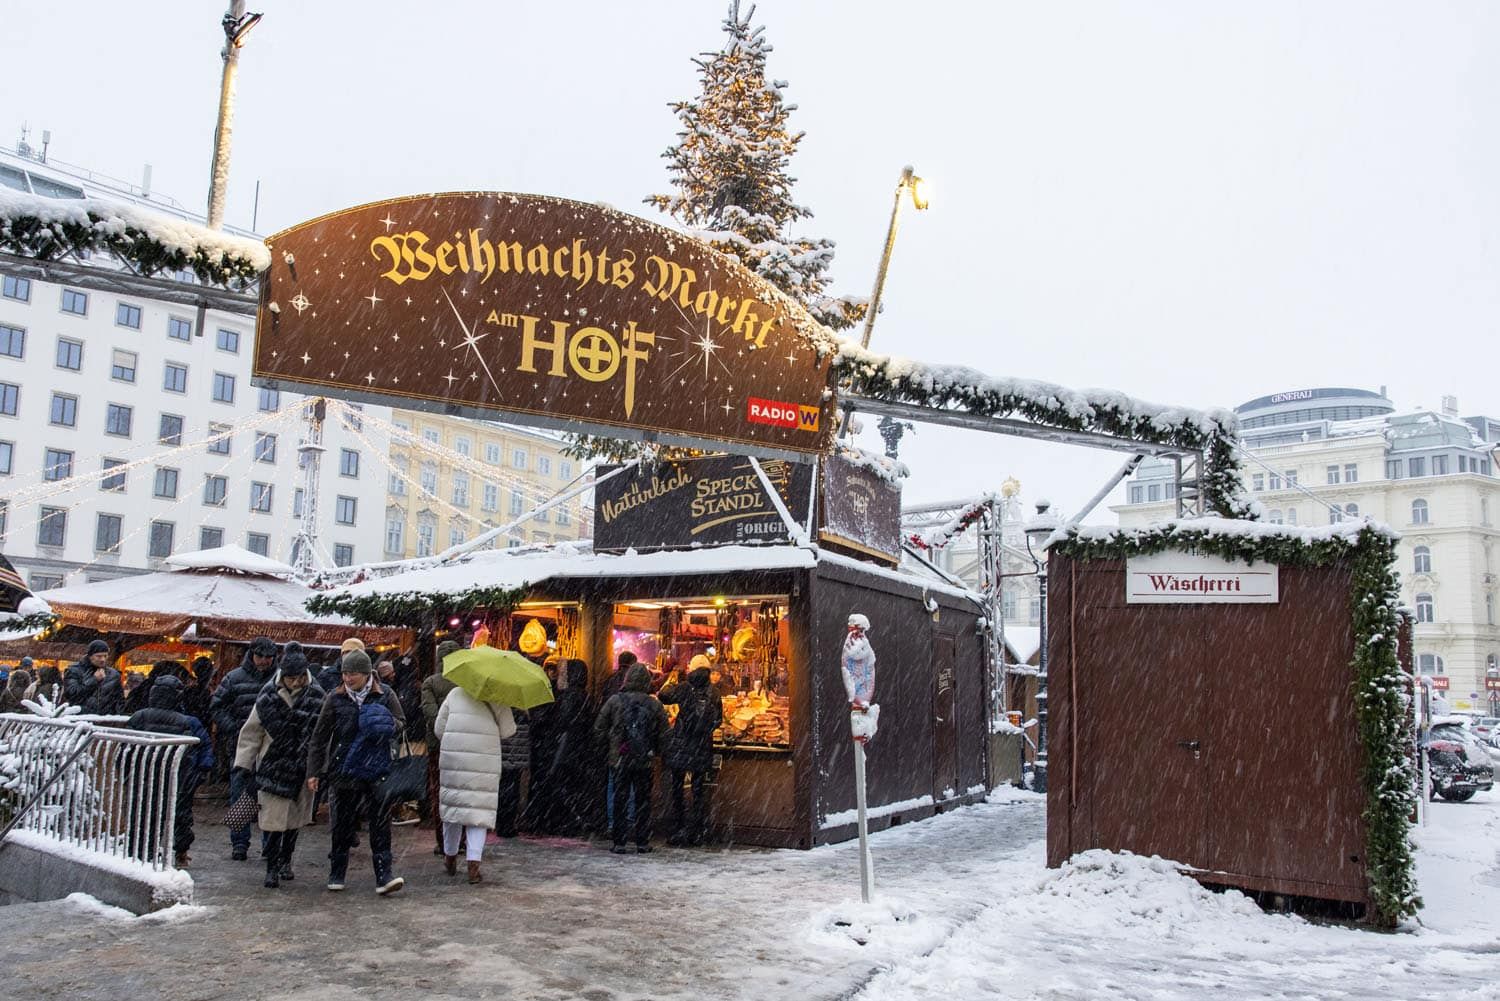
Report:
434,646,553,884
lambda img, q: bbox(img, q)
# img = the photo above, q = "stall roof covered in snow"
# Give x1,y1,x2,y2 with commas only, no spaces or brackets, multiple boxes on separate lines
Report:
163,545,296,578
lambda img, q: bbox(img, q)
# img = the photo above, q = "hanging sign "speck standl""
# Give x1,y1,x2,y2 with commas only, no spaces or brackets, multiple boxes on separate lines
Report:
252,192,836,459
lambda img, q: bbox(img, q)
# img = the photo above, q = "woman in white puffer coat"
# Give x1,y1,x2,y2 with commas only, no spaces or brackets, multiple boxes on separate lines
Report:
434,686,516,884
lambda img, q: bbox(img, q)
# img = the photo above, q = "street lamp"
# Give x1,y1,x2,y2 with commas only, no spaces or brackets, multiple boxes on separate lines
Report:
205,1,263,230
1023,499,1060,792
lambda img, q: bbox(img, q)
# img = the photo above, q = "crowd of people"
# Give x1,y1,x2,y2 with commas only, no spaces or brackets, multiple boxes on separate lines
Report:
0,634,730,896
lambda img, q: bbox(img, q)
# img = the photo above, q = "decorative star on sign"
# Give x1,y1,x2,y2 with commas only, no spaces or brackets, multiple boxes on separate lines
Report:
365,289,383,308
290,293,312,315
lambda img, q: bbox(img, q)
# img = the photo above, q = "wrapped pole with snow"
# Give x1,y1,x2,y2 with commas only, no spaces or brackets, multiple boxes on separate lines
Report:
842,613,879,903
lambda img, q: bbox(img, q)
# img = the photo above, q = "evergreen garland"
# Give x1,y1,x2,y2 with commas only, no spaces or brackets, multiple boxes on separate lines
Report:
305,584,528,629
1050,521,1419,926
0,196,265,287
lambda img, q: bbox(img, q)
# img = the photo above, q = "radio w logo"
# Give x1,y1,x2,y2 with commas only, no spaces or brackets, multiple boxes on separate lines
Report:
747,397,822,433
797,405,820,432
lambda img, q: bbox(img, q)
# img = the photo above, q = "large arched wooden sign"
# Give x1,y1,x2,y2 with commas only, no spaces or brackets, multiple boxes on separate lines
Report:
252,192,836,457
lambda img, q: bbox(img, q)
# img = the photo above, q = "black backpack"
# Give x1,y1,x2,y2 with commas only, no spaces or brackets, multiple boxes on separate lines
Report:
674,689,716,749
618,696,654,768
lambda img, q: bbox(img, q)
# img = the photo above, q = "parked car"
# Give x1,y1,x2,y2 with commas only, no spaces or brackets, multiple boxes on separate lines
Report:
1424,722,1496,802
1472,716,1500,747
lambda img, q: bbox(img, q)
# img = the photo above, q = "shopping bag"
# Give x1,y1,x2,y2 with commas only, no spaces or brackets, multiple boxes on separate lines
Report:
222,789,259,828
375,737,428,811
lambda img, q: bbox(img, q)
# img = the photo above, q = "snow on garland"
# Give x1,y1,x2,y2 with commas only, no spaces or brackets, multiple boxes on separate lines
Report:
1049,517,1420,926
0,189,269,286
830,342,1252,519
305,583,530,629
832,444,908,486
908,493,996,551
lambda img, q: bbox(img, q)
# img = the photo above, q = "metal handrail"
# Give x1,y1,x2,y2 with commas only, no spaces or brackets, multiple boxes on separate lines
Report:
0,714,198,871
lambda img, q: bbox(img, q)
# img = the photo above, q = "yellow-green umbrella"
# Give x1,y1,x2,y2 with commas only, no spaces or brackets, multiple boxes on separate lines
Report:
442,646,555,709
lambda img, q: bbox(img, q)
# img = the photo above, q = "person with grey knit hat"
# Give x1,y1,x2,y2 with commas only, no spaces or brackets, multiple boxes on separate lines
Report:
306,648,407,895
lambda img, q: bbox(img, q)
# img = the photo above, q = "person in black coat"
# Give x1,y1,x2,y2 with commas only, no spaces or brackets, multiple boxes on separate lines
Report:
658,659,723,847
542,659,597,835
181,656,214,727
63,640,124,715
127,675,214,866
210,637,277,860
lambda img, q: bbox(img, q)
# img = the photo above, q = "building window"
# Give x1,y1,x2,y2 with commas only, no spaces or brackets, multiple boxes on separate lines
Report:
482,483,498,511
216,328,240,353
1417,653,1444,675
452,473,469,507
100,458,126,492
246,532,270,557
60,288,88,316
1411,499,1429,524
1326,465,1339,485
291,487,304,518
258,387,279,412
510,493,525,516
1487,593,1495,627
335,496,357,525
1386,460,1403,480
1409,456,1426,478
555,505,570,527
1250,473,1264,492
95,514,123,553
0,440,10,475
533,507,549,523
1432,454,1449,476
37,506,66,548
1344,503,1358,519
49,392,77,427
207,422,231,455
339,448,359,477
420,463,437,497
254,432,277,464
159,413,184,446
507,538,522,549
484,442,501,464
1413,546,1431,574
1147,483,1160,502
333,543,354,568
43,448,73,481
250,482,273,512
1459,455,1469,473
1267,509,1283,524
1,275,30,302
1286,508,1298,526
512,448,527,470
560,460,573,481
455,437,471,457
111,349,137,382
200,526,224,550
449,526,466,548
421,428,440,445
342,405,363,432
0,324,24,359
167,316,192,341
1329,508,1342,524
1128,485,1143,504
203,475,227,506
115,302,142,329
1344,464,1357,483
154,467,179,499
0,383,15,417
1415,593,1434,623
1284,469,1298,486
105,403,132,437
163,362,188,393
212,372,236,403
385,513,404,554
416,515,436,557
389,458,407,496
538,455,551,476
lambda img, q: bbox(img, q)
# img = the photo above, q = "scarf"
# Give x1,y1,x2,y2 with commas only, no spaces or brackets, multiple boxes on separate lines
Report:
348,675,374,706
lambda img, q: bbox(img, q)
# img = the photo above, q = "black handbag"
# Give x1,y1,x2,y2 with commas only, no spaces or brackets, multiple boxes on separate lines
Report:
375,736,428,811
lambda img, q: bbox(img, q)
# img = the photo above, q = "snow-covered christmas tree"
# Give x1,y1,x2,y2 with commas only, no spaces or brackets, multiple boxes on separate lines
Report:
647,1,866,332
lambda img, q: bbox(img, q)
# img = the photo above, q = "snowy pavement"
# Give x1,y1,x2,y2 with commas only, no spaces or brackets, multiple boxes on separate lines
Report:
0,787,1497,1000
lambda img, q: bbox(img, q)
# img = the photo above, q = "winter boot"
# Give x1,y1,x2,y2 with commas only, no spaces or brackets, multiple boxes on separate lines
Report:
174,851,191,868
444,854,458,877
277,830,299,881
467,860,482,885
327,851,349,891
263,832,283,888
373,851,405,896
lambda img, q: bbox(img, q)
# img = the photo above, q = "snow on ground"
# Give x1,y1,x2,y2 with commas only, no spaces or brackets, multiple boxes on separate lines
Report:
0,785,1496,1000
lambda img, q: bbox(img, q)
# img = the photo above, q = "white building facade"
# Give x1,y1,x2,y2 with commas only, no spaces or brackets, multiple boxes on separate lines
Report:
0,144,387,587
1116,387,1500,713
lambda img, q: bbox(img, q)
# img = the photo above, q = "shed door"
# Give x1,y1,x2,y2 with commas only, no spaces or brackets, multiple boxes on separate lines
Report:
1084,605,1208,864
933,633,958,801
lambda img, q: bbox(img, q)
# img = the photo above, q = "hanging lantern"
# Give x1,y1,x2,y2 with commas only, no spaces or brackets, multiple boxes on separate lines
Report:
517,618,548,656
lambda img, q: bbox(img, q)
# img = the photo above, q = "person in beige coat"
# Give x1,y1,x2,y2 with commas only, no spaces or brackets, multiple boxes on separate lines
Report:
435,685,516,884
234,653,325,888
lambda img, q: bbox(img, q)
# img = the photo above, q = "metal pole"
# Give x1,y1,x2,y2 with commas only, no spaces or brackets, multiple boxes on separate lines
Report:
853,738,874,903
1033,561,1049,793
206,1,248,230
859,166,914,349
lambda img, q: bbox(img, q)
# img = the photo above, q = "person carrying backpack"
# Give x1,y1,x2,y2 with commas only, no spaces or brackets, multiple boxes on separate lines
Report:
594,663,669,854
126,674,214,867
658,656,723,847
306,649,407,895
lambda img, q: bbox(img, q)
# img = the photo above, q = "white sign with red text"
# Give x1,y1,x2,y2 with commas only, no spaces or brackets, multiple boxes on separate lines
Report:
1125,552,1279,604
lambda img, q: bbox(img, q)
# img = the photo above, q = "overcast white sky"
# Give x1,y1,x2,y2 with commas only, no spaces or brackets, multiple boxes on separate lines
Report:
7,2,1497,519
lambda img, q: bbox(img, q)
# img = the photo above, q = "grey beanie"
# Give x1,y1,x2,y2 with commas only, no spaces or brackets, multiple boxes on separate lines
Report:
341,649,373,676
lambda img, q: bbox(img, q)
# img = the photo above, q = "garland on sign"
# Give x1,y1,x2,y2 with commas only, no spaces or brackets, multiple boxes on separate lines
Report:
0,190,268,286
1049,519,1419,926
305,584,528,629
831,343,1253,519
